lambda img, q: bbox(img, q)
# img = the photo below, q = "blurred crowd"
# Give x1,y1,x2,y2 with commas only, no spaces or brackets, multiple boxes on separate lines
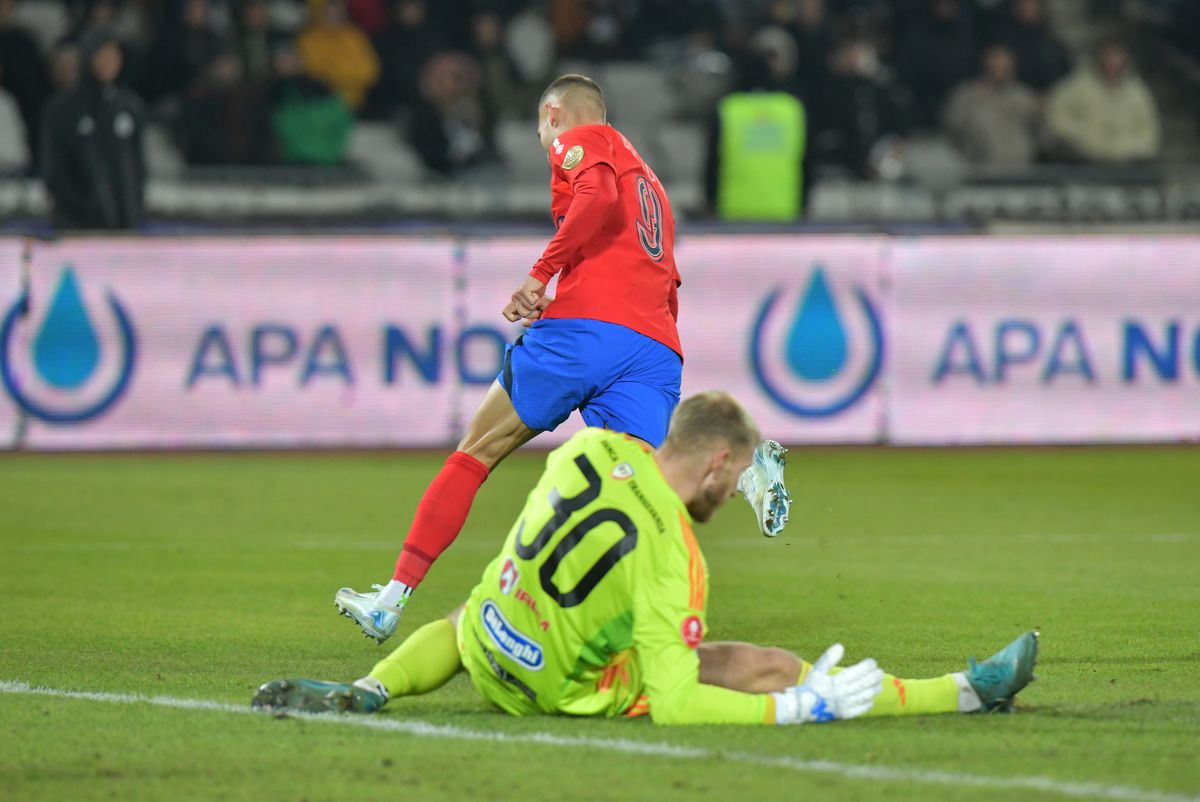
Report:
0,0,1183,215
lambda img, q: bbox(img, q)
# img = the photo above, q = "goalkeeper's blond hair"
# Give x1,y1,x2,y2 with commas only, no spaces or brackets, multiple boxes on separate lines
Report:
661,391,760,457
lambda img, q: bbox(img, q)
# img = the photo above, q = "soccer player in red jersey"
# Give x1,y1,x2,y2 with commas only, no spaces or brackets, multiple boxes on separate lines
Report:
335,75,788,643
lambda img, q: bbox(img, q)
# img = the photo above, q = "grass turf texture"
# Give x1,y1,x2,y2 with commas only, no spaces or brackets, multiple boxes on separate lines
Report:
1,447,1197,802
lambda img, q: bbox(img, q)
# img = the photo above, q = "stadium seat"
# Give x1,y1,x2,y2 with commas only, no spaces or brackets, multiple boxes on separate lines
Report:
144,123,185,180
655,122,706,186
496,118,549,183
348,122,424,181
600,63,677,127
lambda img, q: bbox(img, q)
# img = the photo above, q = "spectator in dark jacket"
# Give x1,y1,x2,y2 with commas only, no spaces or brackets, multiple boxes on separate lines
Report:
41,29,146,230
181,50,271,165
810,36,912,176
140,0,226,103
998,0,1071,92
49,42,82,92
365,0,443,120
0,0,50,170
236,0,282,87
409,50,492,176
471,10,532,122
784,0,834,101
898,0,978,128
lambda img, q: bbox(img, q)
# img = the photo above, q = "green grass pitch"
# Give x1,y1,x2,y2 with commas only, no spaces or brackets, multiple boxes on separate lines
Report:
1,446,1198,802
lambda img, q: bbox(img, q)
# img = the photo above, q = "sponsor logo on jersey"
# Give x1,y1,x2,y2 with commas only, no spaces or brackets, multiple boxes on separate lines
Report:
611,462,634,480
562,145,584,170
514,586,550,632
552,137,564,155
749,266,883,418
1,266,138,424
680,615,703,648
499,557,519,595
481,599,544,671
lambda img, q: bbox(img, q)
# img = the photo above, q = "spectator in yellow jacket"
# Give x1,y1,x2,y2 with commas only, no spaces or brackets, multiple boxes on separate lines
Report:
1046,38,1160,163
297,0,379,111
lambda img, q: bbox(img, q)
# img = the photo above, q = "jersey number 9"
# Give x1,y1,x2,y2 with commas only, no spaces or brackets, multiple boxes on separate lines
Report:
635,176,665,263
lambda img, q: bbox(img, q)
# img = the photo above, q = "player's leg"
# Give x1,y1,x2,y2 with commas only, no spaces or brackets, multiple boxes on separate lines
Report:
698,640,964,715
336,323,602,643
251,609,465,715
824,631,1038,716
357,607,466,701
335,381,537,642
737,440,793,538
698,630,1038,716
385,382,539,591
383,320,628,596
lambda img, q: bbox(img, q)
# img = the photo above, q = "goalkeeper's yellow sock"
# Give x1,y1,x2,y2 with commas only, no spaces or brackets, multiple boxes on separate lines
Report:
859,673,960,717
362,618,462,699
796,661,964,717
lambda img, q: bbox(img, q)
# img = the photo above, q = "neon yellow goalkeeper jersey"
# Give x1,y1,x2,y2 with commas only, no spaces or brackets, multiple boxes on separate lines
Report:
458,428,775,725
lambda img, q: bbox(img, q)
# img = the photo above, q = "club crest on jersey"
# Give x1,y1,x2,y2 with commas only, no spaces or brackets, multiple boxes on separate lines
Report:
499,557,519,595
482,600,544,671
681,615,704,648
562,145,584,170
611,462,634,481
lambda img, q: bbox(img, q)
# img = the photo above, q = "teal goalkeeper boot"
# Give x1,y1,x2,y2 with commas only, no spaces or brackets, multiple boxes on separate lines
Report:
252,679,386,714
738,439,792,538
965,630,1040,712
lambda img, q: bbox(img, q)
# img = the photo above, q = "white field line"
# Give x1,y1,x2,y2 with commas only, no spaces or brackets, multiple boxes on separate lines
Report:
1,680,1196,802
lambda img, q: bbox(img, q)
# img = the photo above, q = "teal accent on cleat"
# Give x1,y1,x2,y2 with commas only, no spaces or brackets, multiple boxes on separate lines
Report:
251,678,386,714
965,630,1040,713
335,585,401,643
737,439,792,538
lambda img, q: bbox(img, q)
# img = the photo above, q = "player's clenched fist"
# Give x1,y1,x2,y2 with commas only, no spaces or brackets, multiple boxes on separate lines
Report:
503,276,549,324
772,643,884,724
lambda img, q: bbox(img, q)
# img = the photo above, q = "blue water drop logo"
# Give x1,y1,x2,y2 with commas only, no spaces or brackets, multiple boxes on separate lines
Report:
33,267,101,389
785,267,847,381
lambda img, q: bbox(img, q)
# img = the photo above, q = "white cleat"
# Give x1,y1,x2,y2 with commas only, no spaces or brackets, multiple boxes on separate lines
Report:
334,585,401,643
738,439,792,538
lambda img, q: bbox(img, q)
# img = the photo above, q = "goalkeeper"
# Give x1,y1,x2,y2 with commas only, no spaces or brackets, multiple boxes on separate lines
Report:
255,392,1037,725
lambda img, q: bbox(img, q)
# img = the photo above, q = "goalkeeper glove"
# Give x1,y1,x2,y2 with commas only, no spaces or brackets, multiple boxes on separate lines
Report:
772,643,884,725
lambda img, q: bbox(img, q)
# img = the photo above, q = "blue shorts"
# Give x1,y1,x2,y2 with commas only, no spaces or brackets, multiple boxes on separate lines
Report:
499,319,682,447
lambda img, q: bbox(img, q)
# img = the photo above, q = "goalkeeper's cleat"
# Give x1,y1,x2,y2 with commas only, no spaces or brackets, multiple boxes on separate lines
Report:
335,585,401,643
737,439,792,537
251,678,386,715
964,630,1039,713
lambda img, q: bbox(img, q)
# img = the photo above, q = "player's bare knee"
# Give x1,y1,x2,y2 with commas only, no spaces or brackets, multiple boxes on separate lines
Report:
456,429,525,470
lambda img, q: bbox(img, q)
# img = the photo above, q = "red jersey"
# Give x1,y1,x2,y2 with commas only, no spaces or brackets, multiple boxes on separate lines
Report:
530,124,682,357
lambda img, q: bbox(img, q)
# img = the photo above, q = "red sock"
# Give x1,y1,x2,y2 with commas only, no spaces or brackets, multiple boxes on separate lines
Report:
393,451,490,587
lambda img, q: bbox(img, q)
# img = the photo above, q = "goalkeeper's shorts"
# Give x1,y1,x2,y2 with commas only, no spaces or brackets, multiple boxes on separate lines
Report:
457,591,646,719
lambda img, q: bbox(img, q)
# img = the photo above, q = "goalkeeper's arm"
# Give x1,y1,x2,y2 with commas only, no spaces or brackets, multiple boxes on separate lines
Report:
633,574,882,725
